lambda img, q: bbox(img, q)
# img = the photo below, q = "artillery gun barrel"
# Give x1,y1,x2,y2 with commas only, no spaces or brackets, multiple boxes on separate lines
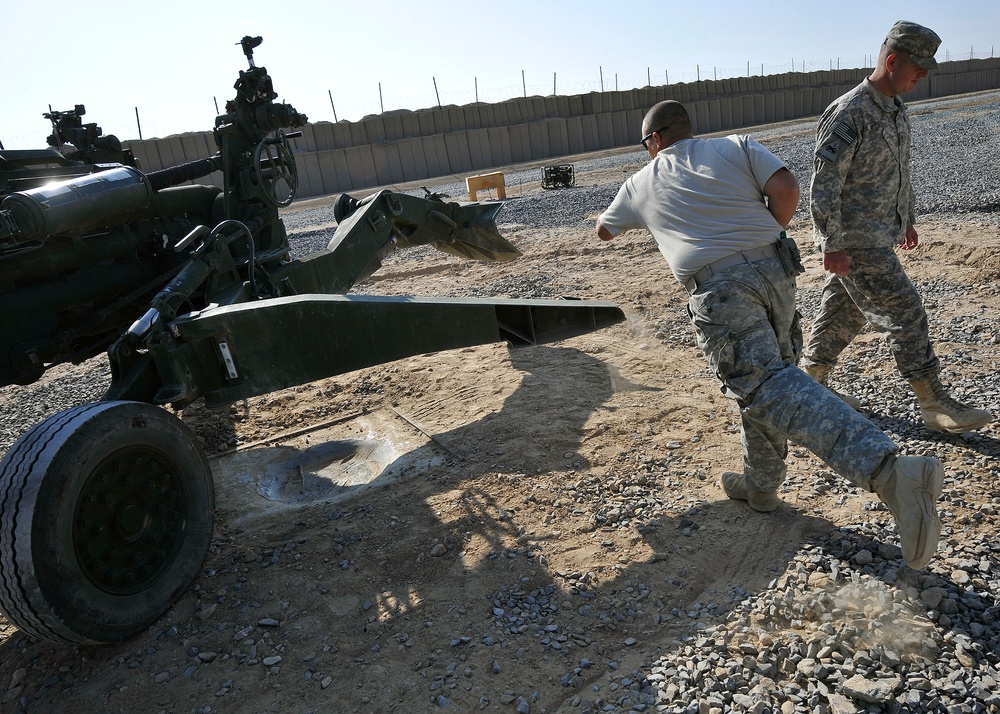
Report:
1,156,222,245
1,166,151,242
146,156,221,192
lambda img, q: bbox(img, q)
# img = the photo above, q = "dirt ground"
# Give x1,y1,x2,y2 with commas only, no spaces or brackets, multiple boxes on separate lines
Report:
0,158,998,714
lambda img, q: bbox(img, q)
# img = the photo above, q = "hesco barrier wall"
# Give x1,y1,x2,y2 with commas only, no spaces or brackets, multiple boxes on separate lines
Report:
125,58,1000,200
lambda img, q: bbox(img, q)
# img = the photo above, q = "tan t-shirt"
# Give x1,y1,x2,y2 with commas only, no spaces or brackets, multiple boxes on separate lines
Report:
599,135,787,285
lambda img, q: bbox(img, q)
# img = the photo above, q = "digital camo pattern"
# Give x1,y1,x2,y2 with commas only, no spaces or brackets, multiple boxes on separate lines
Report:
686,258,897,492
810,79,916,253
803,246,939,382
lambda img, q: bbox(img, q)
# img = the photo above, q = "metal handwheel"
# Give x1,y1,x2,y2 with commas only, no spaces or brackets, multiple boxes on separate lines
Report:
254,129,299,207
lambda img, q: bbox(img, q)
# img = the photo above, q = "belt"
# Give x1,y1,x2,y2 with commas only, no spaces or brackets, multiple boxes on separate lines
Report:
683,242,779,294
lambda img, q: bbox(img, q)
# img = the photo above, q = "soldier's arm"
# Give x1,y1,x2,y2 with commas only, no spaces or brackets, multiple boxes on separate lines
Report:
762,168,799,228
906,184,918,240
597,181,639,242
810,114,860,253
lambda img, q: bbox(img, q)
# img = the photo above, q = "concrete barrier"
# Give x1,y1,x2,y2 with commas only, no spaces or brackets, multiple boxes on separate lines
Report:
508,124,531,164
343,145,378,189
331,122,352,150
565,116,585,155
707,99,722,132
296,124,318,152
582,92,602,116
542,96,562,118
462,105,483,131
611,112,632,146
157,137,185,169
466,128,491,171
308,123,331,152
396,138,427,183
371,142,405,186
526,122,550,161
127,141,158,174
594,113,614,149
502,99,523,125
444,132,472,173
563,95,585,117
417,112,436,138
447,107,467,132
179,133,213,163
420,135,450,177
348,122,367,148
126,59,1000,199
579,114,600,153
362,117,385,145
297,151,327,198
316,150,343,193
546,119,570,158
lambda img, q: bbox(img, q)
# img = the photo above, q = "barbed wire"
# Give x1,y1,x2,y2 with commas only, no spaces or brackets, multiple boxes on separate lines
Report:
3,48,996,150
326,48,996,121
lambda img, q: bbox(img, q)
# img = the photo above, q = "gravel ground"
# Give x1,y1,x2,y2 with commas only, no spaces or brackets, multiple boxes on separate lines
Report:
552,90,1000,714
280,90,1000,249
1,90,998,713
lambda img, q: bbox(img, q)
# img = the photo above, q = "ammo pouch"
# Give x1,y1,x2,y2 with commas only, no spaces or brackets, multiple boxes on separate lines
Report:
776,231,805,277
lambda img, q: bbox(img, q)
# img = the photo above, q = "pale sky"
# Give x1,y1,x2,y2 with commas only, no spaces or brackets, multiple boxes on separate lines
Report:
2,0,997,150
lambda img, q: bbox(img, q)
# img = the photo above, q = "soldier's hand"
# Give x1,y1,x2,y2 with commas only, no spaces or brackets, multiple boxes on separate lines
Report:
823,250,850,277
899,225,919,250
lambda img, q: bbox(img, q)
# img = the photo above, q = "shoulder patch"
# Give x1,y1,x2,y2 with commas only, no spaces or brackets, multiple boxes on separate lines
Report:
816,121,857,163
832,123,857,144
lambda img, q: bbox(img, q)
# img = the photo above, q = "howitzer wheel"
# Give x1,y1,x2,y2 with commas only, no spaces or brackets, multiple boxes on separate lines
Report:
254,129,298,207
0,401,214,645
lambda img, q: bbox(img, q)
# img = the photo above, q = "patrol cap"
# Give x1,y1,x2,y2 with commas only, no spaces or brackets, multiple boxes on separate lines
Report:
885,20,941,70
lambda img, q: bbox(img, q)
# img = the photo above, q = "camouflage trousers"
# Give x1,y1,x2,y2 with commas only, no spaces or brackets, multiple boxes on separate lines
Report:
686,257,897,492
802,246,939,381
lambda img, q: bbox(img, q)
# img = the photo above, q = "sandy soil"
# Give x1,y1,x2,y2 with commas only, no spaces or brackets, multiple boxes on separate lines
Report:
0,158,998,714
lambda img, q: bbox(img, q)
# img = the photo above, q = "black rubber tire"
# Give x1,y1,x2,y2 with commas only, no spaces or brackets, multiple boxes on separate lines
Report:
0,401,214,644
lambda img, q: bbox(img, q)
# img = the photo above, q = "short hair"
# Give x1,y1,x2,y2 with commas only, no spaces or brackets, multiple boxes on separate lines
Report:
642,101,691,136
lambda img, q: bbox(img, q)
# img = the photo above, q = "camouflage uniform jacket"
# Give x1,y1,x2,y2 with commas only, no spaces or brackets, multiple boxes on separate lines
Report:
809,78,916,253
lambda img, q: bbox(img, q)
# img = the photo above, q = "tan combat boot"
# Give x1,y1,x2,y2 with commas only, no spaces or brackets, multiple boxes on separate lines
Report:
909,375,994,434
872,455,943,569
804,364,861,410
720,472,780,512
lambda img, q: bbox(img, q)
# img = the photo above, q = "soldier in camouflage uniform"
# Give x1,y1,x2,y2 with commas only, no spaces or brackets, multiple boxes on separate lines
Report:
596,100,944,569
803,20,994,434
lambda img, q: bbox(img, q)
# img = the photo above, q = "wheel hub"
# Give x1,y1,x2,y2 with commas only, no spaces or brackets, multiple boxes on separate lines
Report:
73,447,187,595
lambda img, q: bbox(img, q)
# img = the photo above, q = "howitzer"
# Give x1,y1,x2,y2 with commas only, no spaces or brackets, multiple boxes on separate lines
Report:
0,103,138,196
0,37,625,645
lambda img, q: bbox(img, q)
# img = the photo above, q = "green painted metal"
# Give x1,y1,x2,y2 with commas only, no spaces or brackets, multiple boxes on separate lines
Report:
146,295,624,408
0,35,625,408
0,35,626,648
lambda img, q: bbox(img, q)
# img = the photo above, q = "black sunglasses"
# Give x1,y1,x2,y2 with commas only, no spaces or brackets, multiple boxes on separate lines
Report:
640,125,670,149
